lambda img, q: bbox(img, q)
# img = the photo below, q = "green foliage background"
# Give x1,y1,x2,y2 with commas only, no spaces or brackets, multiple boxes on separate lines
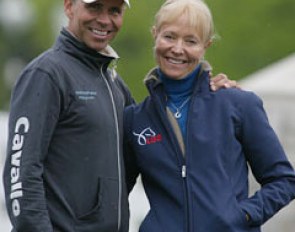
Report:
0,0,294,109
113,0,295,102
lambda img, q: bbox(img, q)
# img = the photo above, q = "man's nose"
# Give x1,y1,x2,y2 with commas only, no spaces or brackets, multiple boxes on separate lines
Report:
96,11,111,25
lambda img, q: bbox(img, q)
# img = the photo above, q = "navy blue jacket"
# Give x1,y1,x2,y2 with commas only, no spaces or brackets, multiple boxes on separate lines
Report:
124,67,295,232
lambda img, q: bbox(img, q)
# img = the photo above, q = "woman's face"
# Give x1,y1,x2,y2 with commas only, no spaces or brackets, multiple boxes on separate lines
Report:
153,15,209,80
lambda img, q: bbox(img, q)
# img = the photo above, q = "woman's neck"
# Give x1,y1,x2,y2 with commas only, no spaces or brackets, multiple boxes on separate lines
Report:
158,65,201,99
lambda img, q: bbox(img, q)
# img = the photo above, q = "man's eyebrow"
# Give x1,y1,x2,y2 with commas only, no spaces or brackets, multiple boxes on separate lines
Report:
110,6,123,13
87,1,103,8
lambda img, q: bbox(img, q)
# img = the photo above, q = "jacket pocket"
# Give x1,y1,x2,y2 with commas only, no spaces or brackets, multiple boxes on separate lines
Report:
213,193,252,231
74,177,119,231
233,199,251,228
75,177,103,220
232,201,262,232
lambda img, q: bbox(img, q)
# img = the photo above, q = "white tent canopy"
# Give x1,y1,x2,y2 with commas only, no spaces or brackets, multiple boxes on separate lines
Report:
240,53,295,96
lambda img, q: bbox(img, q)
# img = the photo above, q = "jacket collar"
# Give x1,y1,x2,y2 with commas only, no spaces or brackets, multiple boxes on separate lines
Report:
54,28,119,70
144,61,212,97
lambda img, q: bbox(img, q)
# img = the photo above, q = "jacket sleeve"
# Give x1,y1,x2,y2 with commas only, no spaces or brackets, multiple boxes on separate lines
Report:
239,91,295,226
123,106,140,194
3,68,61,232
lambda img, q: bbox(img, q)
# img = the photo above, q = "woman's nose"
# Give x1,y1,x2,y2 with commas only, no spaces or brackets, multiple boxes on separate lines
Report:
171,40,184,54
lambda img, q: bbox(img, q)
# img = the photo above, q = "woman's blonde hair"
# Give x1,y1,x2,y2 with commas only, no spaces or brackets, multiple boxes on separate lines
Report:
154,0,215,44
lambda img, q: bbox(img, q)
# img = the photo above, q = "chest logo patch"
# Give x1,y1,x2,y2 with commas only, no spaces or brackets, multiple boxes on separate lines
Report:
133,127,162,146
75,91,97,100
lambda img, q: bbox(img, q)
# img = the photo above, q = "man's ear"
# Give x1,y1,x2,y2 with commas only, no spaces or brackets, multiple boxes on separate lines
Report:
64,0,74,19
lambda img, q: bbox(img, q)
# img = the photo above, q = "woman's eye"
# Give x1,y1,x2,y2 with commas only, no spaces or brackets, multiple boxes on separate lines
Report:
188,40,197,45
164,35,174,40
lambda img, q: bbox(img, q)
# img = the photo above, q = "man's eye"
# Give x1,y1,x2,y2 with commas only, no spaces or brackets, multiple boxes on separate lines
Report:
110,8,122,15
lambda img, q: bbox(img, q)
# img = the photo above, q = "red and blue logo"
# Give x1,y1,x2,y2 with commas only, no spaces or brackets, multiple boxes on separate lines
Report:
133,127,162,145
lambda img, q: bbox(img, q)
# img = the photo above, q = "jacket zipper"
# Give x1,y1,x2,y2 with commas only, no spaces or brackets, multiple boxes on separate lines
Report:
182,162,190,232
182,165,186,178
100,65,122,231
162,93,190,231
183,94,198,232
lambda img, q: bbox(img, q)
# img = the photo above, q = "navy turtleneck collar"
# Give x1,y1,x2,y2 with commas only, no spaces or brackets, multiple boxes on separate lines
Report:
157,65,201,140
157,64,201,101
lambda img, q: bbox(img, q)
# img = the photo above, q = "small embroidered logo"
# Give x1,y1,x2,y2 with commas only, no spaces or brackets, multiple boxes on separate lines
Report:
75,91,97,100
133,127,162,145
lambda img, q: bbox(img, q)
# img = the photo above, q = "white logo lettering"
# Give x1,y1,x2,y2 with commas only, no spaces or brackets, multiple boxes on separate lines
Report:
10,117,30,217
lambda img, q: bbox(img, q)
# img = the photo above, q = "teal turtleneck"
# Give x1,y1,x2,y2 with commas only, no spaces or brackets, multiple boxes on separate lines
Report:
158,65,201,140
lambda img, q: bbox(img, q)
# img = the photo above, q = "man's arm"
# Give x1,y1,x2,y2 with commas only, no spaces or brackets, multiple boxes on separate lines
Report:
3,68,59,232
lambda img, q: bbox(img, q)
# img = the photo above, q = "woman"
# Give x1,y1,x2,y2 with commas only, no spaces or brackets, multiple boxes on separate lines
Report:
123,0,295,231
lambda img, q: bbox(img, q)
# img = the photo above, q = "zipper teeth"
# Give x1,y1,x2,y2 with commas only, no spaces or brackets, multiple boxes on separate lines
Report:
100,66,122,231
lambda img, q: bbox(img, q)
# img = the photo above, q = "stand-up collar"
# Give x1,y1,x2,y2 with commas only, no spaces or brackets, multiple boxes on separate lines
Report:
145,62,212,97
54,28,119,69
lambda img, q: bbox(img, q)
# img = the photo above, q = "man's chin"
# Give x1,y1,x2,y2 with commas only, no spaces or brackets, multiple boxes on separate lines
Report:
87,41,108,52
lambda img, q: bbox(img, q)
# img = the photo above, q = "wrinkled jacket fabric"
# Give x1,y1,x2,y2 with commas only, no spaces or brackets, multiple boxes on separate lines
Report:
124,67,295,232
3,28,134,232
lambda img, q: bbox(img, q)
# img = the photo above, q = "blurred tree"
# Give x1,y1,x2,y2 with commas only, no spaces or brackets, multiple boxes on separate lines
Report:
0,0,60,110
0,0,294,108
205,0,295,79
27,0,61,53
112,0,162,102
114,0,295,102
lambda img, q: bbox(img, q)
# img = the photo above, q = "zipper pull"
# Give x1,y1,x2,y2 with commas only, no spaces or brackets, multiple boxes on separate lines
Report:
108,59,118,81
182,165,186,178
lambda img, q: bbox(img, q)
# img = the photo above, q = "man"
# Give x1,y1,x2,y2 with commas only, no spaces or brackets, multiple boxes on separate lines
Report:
3,0,133,231
2,0,235,231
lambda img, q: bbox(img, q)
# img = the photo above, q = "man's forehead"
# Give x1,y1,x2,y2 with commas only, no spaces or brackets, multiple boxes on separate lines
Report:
82,0,130,7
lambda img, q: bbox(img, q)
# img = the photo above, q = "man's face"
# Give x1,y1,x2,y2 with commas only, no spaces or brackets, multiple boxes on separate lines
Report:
65,0,124,52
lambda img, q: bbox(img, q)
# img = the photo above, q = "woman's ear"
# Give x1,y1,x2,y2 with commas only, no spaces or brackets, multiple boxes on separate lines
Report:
205,40,213,49
151,26,157,40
